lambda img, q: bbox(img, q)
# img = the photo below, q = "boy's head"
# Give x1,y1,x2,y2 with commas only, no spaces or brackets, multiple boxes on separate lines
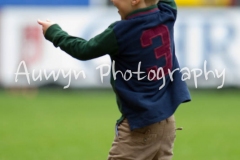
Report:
111,0,158,20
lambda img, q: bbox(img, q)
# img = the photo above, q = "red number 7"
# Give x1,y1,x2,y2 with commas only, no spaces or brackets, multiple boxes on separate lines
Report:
141,25,172,80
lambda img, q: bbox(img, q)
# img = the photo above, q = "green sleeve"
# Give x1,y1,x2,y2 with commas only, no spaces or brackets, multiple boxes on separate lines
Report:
44,23,119,60
159,0,177,10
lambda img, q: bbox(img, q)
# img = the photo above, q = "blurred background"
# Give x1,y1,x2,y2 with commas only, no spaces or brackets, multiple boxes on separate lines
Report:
0,0,240,160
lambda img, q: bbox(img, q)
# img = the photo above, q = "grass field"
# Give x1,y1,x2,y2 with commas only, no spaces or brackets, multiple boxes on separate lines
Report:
0,88,239,160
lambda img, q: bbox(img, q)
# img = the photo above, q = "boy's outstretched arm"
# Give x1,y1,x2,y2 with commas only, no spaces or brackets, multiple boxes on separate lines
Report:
158,0,177,10
38,19,118,60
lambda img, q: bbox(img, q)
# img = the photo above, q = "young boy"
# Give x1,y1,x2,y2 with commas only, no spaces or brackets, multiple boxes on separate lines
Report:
38,0,191,159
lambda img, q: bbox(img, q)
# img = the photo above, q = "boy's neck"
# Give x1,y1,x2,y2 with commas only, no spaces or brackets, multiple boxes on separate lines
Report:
120,0,158,20
130,0,158,14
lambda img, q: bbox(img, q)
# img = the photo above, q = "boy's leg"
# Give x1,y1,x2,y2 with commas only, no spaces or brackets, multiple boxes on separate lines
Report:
152,115,176,160
107,115,176,160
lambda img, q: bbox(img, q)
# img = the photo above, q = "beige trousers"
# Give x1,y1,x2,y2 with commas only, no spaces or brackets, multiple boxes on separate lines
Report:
108,115,176,160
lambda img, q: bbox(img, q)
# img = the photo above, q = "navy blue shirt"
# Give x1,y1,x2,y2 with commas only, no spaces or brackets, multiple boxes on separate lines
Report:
111,3,191,130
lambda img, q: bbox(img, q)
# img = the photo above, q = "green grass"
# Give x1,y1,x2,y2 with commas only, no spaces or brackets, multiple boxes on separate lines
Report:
0,88,239,160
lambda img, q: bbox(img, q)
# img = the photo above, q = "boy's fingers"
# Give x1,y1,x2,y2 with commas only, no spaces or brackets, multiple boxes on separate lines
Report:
37,19,44,25
37,19,49,25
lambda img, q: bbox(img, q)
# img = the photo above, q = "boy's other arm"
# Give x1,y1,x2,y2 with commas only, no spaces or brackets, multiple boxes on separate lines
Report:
158,0,177,10
40,22,118,60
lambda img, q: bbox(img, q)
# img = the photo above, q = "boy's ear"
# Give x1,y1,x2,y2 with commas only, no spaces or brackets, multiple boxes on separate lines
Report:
131,0,140,6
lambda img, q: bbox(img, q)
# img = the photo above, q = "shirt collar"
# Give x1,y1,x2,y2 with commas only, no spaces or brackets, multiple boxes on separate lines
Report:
126,5,159,20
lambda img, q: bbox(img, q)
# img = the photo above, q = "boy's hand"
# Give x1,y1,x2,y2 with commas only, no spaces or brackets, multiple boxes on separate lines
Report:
37,19,55,35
